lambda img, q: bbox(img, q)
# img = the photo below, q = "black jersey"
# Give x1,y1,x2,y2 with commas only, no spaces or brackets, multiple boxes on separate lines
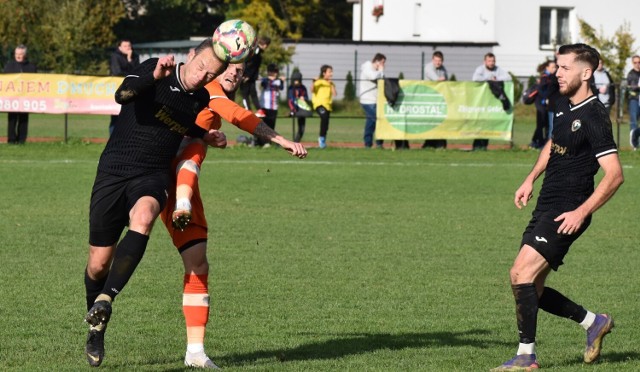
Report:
536,95,617,210
97,58,209,177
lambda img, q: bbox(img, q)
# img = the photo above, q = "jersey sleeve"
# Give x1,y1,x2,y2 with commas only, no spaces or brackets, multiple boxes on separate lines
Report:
114,58,158,105
210,97,261,134
586,104,617,159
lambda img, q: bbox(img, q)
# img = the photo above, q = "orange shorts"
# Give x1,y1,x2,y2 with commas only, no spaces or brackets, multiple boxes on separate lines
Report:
160,181,208,252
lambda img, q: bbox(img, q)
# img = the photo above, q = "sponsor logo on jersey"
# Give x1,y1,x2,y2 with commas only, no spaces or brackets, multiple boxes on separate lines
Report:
169,86,181,92
155,105,189,134
551,142,567,155
555,111,564,117
571,120,581,132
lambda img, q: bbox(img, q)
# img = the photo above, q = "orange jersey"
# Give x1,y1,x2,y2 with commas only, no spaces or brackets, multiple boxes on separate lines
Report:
196,80,261,133
162,80,262,250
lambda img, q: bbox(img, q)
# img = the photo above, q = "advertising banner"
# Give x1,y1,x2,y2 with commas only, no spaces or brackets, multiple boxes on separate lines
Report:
376,80,514,140
0,73,123,115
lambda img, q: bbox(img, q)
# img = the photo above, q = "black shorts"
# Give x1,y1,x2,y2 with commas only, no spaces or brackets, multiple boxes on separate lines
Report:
520,209,592,271
89,171,170,246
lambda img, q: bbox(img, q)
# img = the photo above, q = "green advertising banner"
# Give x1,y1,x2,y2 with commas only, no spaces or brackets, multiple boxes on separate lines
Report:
375,80,514,140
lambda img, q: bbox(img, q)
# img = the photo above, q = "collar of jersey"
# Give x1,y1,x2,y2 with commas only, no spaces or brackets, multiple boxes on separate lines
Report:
175,62,191,93
569,95,598,111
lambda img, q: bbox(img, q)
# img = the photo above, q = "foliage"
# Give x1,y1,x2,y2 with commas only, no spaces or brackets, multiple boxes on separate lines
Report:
114,0,223,44
449,73,457,81
0,0,124,73
509,72,523,105
343,70,356,101
226,0,295,71
398,72,404,79
578,18,636,83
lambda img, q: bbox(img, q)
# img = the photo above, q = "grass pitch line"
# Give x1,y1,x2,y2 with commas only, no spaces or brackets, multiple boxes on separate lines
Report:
1,158,635,170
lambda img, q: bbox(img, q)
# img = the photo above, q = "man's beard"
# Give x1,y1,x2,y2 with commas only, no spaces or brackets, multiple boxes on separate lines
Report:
560,78,581,97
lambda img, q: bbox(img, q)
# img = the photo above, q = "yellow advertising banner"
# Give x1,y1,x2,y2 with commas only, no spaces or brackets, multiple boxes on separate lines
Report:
0,73,123,115
375,80,514,140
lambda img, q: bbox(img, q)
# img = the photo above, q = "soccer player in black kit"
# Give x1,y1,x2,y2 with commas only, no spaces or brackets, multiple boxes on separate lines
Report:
83,38,228,367
492,44,624,371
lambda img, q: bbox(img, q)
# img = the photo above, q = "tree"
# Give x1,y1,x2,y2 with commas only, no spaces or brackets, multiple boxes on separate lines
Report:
343,70,355,101
225,0,294,72
579,18,636,83
0,0,124,73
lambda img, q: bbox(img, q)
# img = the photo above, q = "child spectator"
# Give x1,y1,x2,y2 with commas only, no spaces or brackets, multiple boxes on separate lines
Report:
311,65,337,148
255,63,284,147
287,71,311,142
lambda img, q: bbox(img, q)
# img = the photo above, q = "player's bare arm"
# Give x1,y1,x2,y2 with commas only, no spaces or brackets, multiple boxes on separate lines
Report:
253,122,308,158
514,140,552,209
554,153,624,234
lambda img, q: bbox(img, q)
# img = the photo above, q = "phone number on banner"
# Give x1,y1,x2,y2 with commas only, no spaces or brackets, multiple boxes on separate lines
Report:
1,98,47,112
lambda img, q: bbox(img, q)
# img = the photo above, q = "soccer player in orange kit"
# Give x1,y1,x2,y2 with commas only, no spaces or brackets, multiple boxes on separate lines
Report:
160,59,307,368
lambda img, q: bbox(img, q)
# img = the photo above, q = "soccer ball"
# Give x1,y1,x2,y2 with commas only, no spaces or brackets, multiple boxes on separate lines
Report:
212,19,257,63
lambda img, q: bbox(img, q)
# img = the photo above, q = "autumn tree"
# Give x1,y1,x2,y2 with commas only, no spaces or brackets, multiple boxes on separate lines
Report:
579,18,636,83
0,0,124,74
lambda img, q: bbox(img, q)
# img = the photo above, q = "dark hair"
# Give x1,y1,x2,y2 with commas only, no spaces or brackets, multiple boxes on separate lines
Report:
484,52,495,59
258,36,271,46
432,51,444,59
194,37,213,55
557,43,600,71
319,64,332,78
267,63,279,73
117,39,132,47
372,53,386,62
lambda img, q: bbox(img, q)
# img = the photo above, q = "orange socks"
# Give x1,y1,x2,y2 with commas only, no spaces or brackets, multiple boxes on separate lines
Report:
183,274,210,345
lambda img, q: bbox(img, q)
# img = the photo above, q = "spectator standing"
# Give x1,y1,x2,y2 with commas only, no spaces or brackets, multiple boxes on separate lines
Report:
472,52,511,150
359,53,386,148
626,55,640,149
312,65,337,149
530,60,557,149
240,36,271,118
255,63,284,147
593,59,615,115
287,71,311,142
108,39,140,135
423,51,448,149
3,45,37,144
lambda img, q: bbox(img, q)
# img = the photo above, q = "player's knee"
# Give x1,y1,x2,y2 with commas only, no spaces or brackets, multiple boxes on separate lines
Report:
87,259,110,278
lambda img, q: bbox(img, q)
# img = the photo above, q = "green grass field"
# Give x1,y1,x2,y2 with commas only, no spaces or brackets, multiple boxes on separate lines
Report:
1,128,639,370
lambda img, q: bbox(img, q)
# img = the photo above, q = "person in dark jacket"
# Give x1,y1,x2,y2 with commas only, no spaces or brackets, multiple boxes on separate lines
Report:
530,60,558,149
3,45,37,144
240,36,270,118
108,39,140,135
627,55,640,149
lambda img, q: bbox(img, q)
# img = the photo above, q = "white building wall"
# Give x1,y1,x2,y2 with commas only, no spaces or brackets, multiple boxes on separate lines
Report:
352,0,640,78
353,0,496,42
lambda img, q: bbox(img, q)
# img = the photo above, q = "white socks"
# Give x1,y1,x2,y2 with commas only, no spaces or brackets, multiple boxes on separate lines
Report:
517,342,535,355
580,311,596,331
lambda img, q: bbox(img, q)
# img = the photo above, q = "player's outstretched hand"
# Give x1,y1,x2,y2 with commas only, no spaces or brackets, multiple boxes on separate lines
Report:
153,55,176,80
514,181,533,209
203,129,227,149
280,138,307,159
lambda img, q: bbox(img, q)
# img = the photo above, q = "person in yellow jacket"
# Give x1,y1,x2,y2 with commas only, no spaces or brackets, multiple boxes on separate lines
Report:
311,65,337,148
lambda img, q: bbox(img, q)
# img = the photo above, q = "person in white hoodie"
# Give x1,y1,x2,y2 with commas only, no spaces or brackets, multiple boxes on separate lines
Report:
359,53,386,148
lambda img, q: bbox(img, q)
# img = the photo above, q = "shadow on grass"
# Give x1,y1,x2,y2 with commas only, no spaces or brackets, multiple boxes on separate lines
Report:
222,329,510,366
546,351,640,369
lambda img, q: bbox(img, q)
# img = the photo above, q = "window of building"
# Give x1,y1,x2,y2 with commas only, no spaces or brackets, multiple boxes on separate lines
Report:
539,7,572,50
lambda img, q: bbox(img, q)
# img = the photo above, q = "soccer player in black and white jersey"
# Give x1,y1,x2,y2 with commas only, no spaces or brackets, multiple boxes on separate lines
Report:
493,44,624,371
82,38,229,367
